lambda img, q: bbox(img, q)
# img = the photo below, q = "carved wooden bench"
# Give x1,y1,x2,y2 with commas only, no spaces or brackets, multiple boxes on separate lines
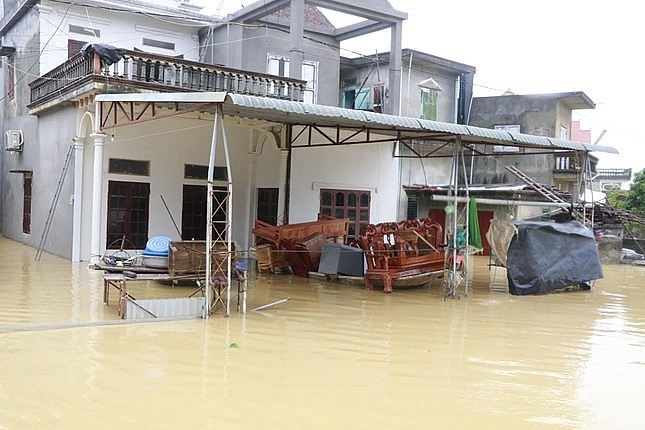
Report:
356,218,445,293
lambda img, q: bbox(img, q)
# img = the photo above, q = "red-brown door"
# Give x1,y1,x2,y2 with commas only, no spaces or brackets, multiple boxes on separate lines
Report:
428,207,494,256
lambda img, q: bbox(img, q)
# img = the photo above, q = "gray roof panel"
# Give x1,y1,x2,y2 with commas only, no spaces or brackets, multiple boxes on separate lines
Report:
98,92,618,155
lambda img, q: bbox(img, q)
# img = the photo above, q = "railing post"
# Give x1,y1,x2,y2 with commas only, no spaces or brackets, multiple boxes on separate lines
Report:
92,53,102,74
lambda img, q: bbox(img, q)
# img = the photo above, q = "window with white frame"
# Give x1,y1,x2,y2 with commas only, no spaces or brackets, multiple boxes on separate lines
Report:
267,54,318,104
420,88,438,120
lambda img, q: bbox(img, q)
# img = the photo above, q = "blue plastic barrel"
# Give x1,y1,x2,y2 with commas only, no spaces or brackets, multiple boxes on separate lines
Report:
142,236,173,256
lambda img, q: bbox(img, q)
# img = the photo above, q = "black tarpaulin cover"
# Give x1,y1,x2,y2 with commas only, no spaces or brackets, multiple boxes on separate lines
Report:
80,43,125,67
506,220,603,295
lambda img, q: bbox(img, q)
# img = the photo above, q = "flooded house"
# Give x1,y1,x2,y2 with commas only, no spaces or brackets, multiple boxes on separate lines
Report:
1,0,617,289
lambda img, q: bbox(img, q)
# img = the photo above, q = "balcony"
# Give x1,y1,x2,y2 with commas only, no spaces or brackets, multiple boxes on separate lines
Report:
595,168,632,181
28,49,306,113
553,152,597,176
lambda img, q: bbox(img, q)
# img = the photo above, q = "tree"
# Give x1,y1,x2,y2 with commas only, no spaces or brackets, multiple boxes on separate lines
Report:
607,189,628,209
625,168,645,215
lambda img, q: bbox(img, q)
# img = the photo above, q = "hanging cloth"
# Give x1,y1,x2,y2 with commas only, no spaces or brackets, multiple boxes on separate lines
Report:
468,197,483,250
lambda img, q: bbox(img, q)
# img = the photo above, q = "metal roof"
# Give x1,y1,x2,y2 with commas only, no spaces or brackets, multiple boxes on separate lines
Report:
94,92,619,155
223,94,619,154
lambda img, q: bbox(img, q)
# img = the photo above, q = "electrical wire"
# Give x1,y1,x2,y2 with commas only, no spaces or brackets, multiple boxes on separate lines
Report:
0,2,73,103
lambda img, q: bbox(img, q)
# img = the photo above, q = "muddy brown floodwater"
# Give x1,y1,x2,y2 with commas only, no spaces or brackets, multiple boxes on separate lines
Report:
1,235,644,429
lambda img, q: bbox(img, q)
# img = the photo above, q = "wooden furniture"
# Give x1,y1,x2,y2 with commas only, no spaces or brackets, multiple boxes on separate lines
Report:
356,218,445,293
253,214,349,246
168,240,234,276
253,214,349,274
255,243,290,273
280,232,329,277
102,240,241,318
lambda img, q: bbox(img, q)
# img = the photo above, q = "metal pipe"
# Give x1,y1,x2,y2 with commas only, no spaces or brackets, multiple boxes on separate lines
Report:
251,297,291,312
430,194,569,207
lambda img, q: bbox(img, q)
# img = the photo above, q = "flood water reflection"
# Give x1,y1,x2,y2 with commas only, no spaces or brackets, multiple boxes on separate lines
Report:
1,235,644,429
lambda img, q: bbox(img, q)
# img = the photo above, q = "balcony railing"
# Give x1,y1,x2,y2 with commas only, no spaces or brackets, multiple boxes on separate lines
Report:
595,168,633,181
553,152,597,175
29,49,306,109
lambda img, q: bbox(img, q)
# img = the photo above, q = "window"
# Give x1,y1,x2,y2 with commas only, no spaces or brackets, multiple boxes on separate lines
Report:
106,181,150,249
181,185,228,241
143,38,175,51
68,39,87,58
560,125,568,140
23,172,32,234
267,54,318,103
373,83,384,113
301,62,317,104
420,88,438,120
257,188,279,226
343,88,369,110
341,85,382,112
406,196,418,220
184,164,227,181
108,158,150,176
320,189,370,241
69,24,100,37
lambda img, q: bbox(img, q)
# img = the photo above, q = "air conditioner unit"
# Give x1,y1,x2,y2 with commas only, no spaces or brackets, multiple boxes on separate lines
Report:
5,129,23,152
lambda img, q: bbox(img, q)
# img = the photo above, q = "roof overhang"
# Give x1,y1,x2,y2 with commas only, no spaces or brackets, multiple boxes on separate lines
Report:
94,92,619,157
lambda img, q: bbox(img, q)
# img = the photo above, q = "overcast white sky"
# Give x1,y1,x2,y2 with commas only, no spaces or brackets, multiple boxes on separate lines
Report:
191,0,643,176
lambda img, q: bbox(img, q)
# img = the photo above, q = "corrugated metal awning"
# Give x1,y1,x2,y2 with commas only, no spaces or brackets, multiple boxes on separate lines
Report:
223,94,619,154
94,92,619,155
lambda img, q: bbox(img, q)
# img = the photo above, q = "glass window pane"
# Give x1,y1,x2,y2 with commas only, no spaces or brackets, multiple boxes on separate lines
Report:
355,88,369,110
348,224,355,237
347,193,356,207
322,192,331,206
360,193,369,207
335,192,345,206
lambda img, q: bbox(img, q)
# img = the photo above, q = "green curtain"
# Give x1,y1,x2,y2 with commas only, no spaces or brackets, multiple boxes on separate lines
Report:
468,197,483,250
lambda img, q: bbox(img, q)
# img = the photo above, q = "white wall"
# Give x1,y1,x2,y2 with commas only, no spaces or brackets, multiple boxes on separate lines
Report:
78,114,288,260
289,143,400,224
39,0,202,74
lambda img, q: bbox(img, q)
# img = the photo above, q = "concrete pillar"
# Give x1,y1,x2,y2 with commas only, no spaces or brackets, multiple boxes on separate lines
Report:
278,149,289,224
388,21,403,116
89,133,107,264
246,143,259,250
226,22,244,69
71,136,85,262
289,0,304,80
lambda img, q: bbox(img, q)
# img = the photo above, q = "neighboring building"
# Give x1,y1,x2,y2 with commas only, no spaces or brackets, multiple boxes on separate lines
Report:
595,168,633,192
339,49,476,223
339,49,475,124
404,91,606,255
199,0,407,112
468,91,598,195
571,120,632,192
571,119,591,143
